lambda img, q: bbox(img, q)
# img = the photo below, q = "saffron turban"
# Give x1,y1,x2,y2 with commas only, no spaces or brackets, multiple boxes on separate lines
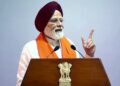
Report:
35,1,63,32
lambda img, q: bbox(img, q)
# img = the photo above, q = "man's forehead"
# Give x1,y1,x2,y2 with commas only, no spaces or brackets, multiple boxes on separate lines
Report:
51,10,63,18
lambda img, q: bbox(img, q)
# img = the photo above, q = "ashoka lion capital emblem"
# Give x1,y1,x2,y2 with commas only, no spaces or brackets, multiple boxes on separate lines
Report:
58,62,72,86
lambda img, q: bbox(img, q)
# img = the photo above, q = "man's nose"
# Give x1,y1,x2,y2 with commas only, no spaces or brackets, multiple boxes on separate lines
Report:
57,20,62,27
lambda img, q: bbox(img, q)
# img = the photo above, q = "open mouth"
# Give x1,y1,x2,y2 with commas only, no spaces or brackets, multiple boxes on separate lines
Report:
55,29,62,32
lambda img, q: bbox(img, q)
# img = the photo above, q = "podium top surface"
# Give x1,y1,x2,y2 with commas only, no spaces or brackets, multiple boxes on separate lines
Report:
21,58,111,86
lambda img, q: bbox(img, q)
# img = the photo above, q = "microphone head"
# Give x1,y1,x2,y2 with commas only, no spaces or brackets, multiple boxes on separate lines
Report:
54,46,60,51
71,45,76,50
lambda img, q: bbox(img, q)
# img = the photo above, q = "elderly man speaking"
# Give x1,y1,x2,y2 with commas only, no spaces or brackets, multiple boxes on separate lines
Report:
16,1,96,86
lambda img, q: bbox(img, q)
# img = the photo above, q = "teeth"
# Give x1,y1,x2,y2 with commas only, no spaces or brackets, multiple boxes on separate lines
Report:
55,29,62,32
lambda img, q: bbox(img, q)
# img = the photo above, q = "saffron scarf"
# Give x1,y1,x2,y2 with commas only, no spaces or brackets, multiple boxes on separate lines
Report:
36,33,76,59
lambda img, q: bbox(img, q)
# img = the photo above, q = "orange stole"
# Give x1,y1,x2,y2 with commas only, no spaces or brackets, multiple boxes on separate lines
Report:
36,33,76,59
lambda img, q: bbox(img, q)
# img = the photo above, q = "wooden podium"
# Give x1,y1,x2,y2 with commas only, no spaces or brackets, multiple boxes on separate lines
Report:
21,58,111,86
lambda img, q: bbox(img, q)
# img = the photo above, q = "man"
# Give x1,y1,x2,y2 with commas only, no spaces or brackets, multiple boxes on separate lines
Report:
16,1,96,86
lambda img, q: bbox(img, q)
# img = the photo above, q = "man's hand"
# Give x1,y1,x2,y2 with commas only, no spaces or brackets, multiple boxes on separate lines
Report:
82,29,96,57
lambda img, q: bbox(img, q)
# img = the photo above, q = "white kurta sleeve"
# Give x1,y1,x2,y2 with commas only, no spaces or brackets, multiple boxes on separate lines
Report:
16,40,39,86
16,46,32,86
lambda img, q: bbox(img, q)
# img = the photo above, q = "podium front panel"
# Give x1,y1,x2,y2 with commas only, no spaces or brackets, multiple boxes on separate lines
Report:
21,58,111,86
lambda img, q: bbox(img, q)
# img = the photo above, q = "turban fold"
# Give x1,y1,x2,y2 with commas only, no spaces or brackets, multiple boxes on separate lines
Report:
35,1,63,32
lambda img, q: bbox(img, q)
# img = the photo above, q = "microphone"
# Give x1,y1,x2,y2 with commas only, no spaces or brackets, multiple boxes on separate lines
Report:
46,46,60,58
53,46,60,51
71,45,84,58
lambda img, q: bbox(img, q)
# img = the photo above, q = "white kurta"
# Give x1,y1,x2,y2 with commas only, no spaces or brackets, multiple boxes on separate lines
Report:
16,39,80,86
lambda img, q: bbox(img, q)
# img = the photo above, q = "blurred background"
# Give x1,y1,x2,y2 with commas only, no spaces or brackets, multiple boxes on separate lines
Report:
0,0,120,86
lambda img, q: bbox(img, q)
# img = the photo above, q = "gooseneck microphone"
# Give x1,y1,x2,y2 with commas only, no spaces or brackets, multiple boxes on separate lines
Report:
46,46,60,58
71,45,84,58
53,46,60,51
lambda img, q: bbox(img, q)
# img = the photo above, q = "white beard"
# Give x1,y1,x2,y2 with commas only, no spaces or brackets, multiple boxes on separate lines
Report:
44,25,64,41
51,28,64,40
52,28,64,40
